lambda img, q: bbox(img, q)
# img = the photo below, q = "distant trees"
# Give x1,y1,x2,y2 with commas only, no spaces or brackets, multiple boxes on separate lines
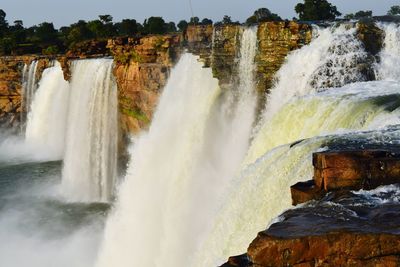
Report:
189,16,200,25
115,19,138,36
295,0,341,21
246,8,282,25
388,5,400,16
201,18,213,25
344,10,373,20
177,20,188,31
143,17,167,34
0,9,8,38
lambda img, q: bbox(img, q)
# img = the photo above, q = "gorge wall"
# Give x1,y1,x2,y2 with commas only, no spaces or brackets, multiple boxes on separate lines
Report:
0,21,385,138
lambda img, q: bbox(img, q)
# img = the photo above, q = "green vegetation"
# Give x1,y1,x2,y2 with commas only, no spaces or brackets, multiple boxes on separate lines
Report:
295,0,341,21
121,107,149,123
388,5,400,16
0,3,390,56
246,8,282,25
0,9,179,56
344,10,373,20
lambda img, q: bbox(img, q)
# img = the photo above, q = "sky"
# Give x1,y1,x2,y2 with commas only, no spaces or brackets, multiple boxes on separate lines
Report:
1,0,399,28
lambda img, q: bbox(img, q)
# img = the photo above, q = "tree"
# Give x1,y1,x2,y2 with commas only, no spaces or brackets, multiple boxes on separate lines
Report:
64,20,94,46
87,20,106,38
201,18,213,25
99,15,113,24
165,22,176,32
295,0,341,21
246,7,282,24
143,17,166,34
222,15,232,24
388,5,400,16
35,22,58,43
9,20,26,43
0,9,8,37
189,16,200,25
116,19,138,36
177,20,188,32
344,10,372,20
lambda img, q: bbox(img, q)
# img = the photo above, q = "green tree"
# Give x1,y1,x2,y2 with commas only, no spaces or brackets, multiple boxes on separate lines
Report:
0,37,16,55
9,20,26,43
116,19,138,36
64,20,94,46
0,9,8,38
189,17,200,25
177,20,188,31
143,17,166,34
201,18,213,25
246,7,282,24
99,15,113,24
388,5,400,15
35,22,58,43
222,15,232,24
87,20,106,38
344,10,372,20
166,22,176,32
295,0,341,21
42,45,59,55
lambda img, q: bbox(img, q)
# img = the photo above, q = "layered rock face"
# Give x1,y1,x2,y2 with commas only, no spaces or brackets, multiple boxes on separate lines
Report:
108,34,182,138
0,57,24,127
0,21,386,138
0,56,53,127
186,22,313,94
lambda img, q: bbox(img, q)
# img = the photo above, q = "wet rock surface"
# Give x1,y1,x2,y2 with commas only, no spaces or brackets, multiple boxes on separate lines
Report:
222,185,400,267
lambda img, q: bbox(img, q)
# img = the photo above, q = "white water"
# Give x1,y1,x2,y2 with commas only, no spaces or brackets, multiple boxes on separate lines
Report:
195,80,400,265
62,59,118,203
96,54,220,267
21,60,38,114
97,27,260,267
246,24,370,164
376,23,400,81
25,62,70,159
192,23,400,265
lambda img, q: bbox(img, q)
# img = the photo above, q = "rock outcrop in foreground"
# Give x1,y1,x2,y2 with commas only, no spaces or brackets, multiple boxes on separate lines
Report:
222,150,400,267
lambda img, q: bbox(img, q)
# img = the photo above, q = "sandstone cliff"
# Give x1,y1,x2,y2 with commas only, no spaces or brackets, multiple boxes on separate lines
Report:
0,21,386,137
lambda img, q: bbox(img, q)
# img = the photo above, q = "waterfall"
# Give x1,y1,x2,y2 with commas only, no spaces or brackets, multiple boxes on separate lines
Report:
192,23,400,265
61,59,118,203
96,54,220,267
246,24,370,164
376,23,400,81
194,80,400,265
97,26,260,267
21,60,39,126
24,61,70,159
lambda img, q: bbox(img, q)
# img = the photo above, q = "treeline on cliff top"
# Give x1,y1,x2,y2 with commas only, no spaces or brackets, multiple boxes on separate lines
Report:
0,0,399,56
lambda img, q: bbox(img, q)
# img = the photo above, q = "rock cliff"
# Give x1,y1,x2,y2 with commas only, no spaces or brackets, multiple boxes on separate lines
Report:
0,21,386,138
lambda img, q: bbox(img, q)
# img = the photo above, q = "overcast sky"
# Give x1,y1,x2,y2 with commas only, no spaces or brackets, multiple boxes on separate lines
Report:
1,0,399,28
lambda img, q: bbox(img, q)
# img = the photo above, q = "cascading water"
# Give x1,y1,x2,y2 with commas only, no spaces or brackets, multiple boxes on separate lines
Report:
21,60,39,126
245,24,371,164
192,24,400,265
62,59,118,203
96,53,221,267
24,61,70,159
97,27,259,267
194,80,400,265
376,23,400,81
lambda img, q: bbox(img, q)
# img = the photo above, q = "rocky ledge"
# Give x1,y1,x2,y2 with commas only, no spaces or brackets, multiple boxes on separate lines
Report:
222,150,400,267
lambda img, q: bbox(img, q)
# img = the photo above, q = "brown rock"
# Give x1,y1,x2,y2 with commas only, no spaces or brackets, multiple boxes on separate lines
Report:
248,231,400,267
290,180,324,205
313,150,400,191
